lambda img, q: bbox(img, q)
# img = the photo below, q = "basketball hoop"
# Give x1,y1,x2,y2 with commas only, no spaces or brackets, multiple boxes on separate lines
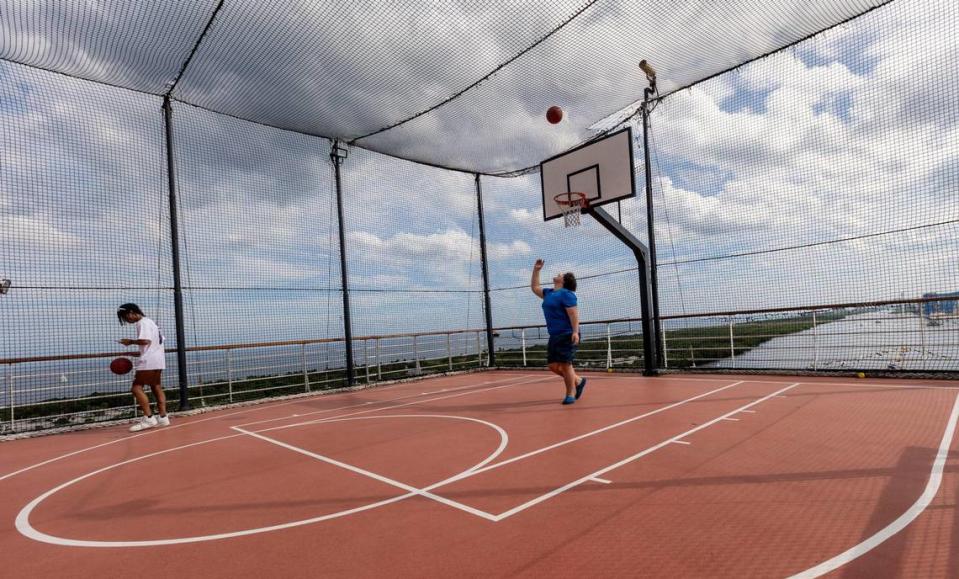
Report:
554,192,588,227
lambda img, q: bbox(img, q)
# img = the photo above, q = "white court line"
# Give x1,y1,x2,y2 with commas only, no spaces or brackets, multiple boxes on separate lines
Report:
14,376,545,546
451,381,746,478
246,379,747,518
740,410,757,414
233,417,504,521
722,417,741,422
670,440,691,446
235,374,532,428
490,383,801,521
15,415,507,546
789,391,959,578
251,375,551,434
656,375,959,391
0,409,267,483
590,477,612,484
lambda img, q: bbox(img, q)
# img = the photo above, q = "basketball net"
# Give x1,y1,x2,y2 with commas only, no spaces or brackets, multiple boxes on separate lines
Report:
554,192,588,228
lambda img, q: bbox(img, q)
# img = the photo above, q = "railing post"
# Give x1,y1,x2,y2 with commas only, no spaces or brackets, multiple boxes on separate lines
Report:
728,319,735,361
227,350,234,403
365,339,371,382
413,335,421,373
661,325,669,368
447,333,453,371
812,311,819,371
477,331,483,366
5,365,13,431
375,338,382,380
302,343,310,392
521,329,527,367
606,323,613,370
919,310,926,361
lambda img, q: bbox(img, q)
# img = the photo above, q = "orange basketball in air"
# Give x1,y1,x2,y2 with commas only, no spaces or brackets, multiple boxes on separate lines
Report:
546,106,563,124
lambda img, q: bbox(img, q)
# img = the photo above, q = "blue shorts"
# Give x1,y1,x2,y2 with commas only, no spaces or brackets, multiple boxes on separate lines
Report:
547,333,578,364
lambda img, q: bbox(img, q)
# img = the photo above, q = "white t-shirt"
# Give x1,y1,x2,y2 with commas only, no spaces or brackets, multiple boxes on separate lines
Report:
135,317,166,370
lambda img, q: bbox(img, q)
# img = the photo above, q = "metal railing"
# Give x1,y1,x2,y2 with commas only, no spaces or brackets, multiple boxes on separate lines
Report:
494,297,959,373
4,297,958,435
0,328,490,435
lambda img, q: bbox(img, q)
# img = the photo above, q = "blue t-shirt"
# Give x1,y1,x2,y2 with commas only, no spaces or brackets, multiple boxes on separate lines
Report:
542,288,577,336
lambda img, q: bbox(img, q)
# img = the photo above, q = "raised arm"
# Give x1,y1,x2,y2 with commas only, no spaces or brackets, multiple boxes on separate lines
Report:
530,259,545,299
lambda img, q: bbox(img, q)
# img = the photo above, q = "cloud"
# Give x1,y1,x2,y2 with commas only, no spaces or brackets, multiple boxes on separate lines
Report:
3,0,958,354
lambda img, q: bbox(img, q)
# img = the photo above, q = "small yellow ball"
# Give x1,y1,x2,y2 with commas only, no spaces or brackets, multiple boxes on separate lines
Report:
856,372,866,379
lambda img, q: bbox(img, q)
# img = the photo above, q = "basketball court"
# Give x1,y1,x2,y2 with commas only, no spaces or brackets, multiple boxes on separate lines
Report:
2,370,958,577
2,2,957,578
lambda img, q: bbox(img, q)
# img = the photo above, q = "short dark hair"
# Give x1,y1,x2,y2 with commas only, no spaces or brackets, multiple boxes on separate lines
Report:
117,303,144,324
562,272,577,292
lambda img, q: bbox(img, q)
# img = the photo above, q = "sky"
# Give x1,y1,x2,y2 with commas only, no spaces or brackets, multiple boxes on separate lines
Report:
1,0,958,361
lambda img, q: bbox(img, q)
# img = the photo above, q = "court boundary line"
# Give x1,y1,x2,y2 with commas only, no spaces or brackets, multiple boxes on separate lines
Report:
789,391,959,578
17,382,959,579
13,372,959,571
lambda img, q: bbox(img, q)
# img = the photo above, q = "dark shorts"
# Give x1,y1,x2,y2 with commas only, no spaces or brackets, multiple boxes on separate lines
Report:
547,333,578,364
132,370,163,388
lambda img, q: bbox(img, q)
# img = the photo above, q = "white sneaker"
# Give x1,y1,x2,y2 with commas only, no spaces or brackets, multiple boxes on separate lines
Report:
130,415,158,432
157,415,170,427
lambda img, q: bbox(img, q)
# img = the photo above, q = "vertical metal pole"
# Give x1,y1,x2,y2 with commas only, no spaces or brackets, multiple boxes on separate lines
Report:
729,319,735,361
475,174,496,366
226,350,233,403
584,206,658,375
302,343,310,392
331,141,355,386
642,94,663,368
447,333,453,371
606,323,613,369
375,338,382,380
521,329,527,367
162,96,191,411
813,312,819,371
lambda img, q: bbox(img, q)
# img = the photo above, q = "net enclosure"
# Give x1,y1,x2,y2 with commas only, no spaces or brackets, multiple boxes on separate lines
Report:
3,0,958,433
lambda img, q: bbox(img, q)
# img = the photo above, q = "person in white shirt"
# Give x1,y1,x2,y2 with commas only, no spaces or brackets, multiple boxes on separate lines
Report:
117,303,170,432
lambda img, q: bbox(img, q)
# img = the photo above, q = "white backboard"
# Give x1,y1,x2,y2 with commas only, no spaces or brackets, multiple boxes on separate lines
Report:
540,127,636,221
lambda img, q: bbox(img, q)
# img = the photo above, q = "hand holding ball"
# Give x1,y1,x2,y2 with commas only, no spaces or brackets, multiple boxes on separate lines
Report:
110,357,134,375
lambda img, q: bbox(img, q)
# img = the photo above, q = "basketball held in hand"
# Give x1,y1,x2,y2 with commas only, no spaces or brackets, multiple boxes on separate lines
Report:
110,357,133,375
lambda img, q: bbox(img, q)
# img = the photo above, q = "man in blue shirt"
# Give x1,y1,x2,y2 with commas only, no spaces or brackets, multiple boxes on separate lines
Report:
531,259,587,404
